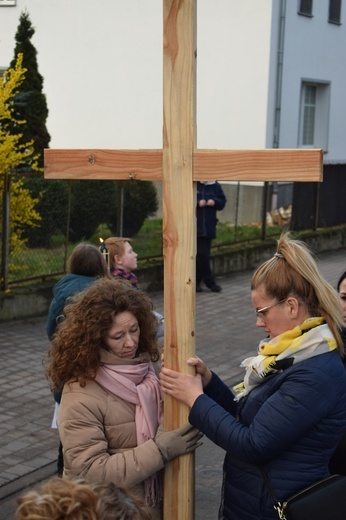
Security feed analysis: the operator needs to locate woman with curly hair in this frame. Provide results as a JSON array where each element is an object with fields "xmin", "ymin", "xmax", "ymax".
[
  {"xmin": 46, "ymin": 242, "xmax": 111, "ymax": 475},
  {"xmin": 160, "ymin": 232, "xmax": 346, "ymax": 520},
  {"xmin": 45, "ymin": 277, "xmax": 202, "ymax": 520},
  {"xmin": 16, "ymin": 476, "xmax": 151, "ymax": 520}
]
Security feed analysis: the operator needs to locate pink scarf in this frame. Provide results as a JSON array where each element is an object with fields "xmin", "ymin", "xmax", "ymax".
[{"xmin": 95, "ymin": 360, "xmax": 163, "ymax": 506}]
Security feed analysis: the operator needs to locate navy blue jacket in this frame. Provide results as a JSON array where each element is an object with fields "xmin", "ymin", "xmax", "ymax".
[
  {"xmin": 197, "ymin": 181, "xmax": 226, "ymax": 239},
  {"xmin": 189, "ymin": 351, "xmax": 346, "ymax": 520},
  {"xmin": 46, "ymin": 273, "xmax": 97, "ymax": 340}
]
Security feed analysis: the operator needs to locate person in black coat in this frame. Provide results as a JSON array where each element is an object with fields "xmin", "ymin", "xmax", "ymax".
[
  {"xmin": 329, "ymin": 269, "xmax": 346, "ymax": 475},
  {"xmin": 196, "ymin": 181, "xmax": 226, "ymax": 293}
]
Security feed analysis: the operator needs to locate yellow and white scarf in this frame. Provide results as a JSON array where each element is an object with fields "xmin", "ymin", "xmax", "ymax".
[{"xmin": 233, "ymin": 317, "xmax": 337, "ymax": 401}]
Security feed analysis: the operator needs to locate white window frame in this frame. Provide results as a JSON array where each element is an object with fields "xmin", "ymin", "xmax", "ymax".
[{"xmin": 298, "ymin": 81, "xmax": 330, "ymax": 152}]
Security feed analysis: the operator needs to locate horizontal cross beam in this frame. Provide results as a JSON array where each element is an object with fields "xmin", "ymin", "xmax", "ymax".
[{"xmin": 44, "ymin": 148, "xmax": 323, "ymax": 182}]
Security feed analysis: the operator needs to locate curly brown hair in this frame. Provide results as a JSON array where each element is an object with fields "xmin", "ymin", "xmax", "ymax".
[
  {"xmin": 45, "ymin": 277, "xmax": 160, "ymax": 391},
  {"xmin": 16, "ymin": 476, "xmax": 151, "ymax": 520}
]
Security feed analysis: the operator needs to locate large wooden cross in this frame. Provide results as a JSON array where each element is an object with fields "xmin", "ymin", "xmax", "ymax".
[{"xmin": 44, "ymin": 2, "xmax": 322, "ymax": 518}]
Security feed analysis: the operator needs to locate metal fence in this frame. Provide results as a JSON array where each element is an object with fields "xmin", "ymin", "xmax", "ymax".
[{"xmin": 2, "ymin": 164, "xmax": 346, "ymax": 291}]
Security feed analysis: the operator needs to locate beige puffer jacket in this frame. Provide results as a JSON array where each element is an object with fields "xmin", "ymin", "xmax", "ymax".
[{"xmin": 57, "ymin": 356, "xmax": 164, "ymax": 518}]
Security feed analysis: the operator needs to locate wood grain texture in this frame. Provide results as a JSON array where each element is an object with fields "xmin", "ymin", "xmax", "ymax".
[
  {"xmin": 44, "ymin": 147, "xmax": 322, "ymax": 182},
  {"xmin": 44, "ymin": 149, "xmax": 162, "ymax": 180},
  {"xmin": 193, "ymin": 148, "xmax": 323, "ymax": 182},
  {"xmin": 162, "ymin": 0, "xmax": 196, "ymax": 518}
]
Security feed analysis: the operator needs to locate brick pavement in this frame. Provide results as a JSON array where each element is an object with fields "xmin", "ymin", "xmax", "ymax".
[{"xmin": 0, "ymin": 247, "xmax": 345, "ymax": 519}]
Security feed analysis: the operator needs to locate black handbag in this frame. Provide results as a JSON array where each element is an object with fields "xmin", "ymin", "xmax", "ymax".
[{"xmin": 260, "ymin": 467, "xmax": 346, "ymax": 520}]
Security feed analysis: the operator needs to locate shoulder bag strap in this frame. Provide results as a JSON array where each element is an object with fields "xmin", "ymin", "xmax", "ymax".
[{"xmin": 260, "ymin": 466, "xmax": 286, "ymax": 519}]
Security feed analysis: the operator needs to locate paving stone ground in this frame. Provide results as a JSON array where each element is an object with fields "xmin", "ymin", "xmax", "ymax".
[{"xmin": 1, "ymin": 247, "xmax": 345, "ymax": 519}]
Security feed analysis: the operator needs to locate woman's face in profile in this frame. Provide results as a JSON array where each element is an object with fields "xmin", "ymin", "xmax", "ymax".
[
  {"xmin": 339, "ymin": 278, "xmax": 346, "ymax": 326},
  {"xmin": 252, "ymin": 286, "xmax": 292, "ymax": 340},
  {"xmin": 115, "ymin": 241, "xmax": 138, "ymax": 273},
  {"xmin": 104, "ymin": 311, "xmax": 140, "ymax": 358}
]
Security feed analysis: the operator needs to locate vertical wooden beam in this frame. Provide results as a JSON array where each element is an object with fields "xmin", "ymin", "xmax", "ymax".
[{"xmin": 162, "ymin": 1, "xmax": 197, "ymax": 518}]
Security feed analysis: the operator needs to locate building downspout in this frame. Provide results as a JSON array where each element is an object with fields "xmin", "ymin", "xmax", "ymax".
[{"xmin": 271, "ymin": 0, "xmax": 286, "ymax": 210}]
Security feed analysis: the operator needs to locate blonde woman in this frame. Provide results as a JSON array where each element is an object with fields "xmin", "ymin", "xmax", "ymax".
[{"xmin": 160, "ymin": 233, "xmax": 346, "ymax": 520}]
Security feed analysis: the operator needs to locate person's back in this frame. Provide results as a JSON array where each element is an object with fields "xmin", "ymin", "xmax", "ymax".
[
  {"xmin": 47, "ymin": 273, "xmax": 97, "ymax": 339},
  {"xmin": 47, "ymin": 243, "xmax": 109, "ymax": 340}
]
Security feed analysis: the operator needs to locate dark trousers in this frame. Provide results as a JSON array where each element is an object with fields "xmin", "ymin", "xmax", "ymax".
[
  {"xmin": 57, "ymin": 441, "xmax": 64, "ymax": 476},
  {"xmin": 196, "ymin": 236, "xmax": 215, "ymax": 287}
]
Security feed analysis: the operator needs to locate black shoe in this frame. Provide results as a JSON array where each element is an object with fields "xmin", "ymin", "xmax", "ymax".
[
  {"xmin": 196, "ymin": 284, "xmax": 203, "ymax": 293},
  {"xmin": 208, "ymin": 283, "xmax": 222, "ymax": 293}
]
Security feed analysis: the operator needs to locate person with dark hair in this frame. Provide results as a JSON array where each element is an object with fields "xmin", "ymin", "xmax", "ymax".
[
  {"xmin": 46, "ymin": 242, "xmax": 110, "ymax": 340},
  {"xmin": 329, "ymin": 270, "xmax": 346, "ymax": 475},
  {"xmin": 336, "ymin": 270, "xmax": 346, "ymax": 345},
  {"xmin": 196, "ymin": 181, "xmax": 226, "ymax": 293},
  {"xmin": 45, "ymin": 277, "xmax": 202, "ymax": 520},
  {"xmin": 16, "ymin": 476, "xmax": 151, "ymax": 520},
  {"xmin": 160, "ymin": 232, "xmax": 346, "ymax": 519}
]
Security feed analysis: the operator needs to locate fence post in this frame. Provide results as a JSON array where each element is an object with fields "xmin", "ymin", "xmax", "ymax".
[
  {"xmin": 117, "ymin": 184, "xmax": 124, "ymax": 237},
  {"xmin": 63, "ymin": 181, "xmax": 73, "ymax": 271},
  {"xmin": 261, "ymin": 182, "xmax": 269, "ymax": 241},
  {"xmin": 313, "ymin": 182, "xmax": 320, "ymax": 231},
  {"xmin": 1, "ymin": 171, "xmax": 11, "ymax": 291}
]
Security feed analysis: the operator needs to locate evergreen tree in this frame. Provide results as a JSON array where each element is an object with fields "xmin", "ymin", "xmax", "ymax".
[
  {"xmin": 10, "ymin": 10, "xmax": 68, "ymax": 247},
  {"xmin": 10, "ymin": 9, "xmax": 50, "ymax": 164},
  {"xmin": 68, "ymin": 180, "xmax": 158, "ymax": 242},
  {"xmin": 121, "ymin": 180, "xmax": 159, "ymax": 237}
]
